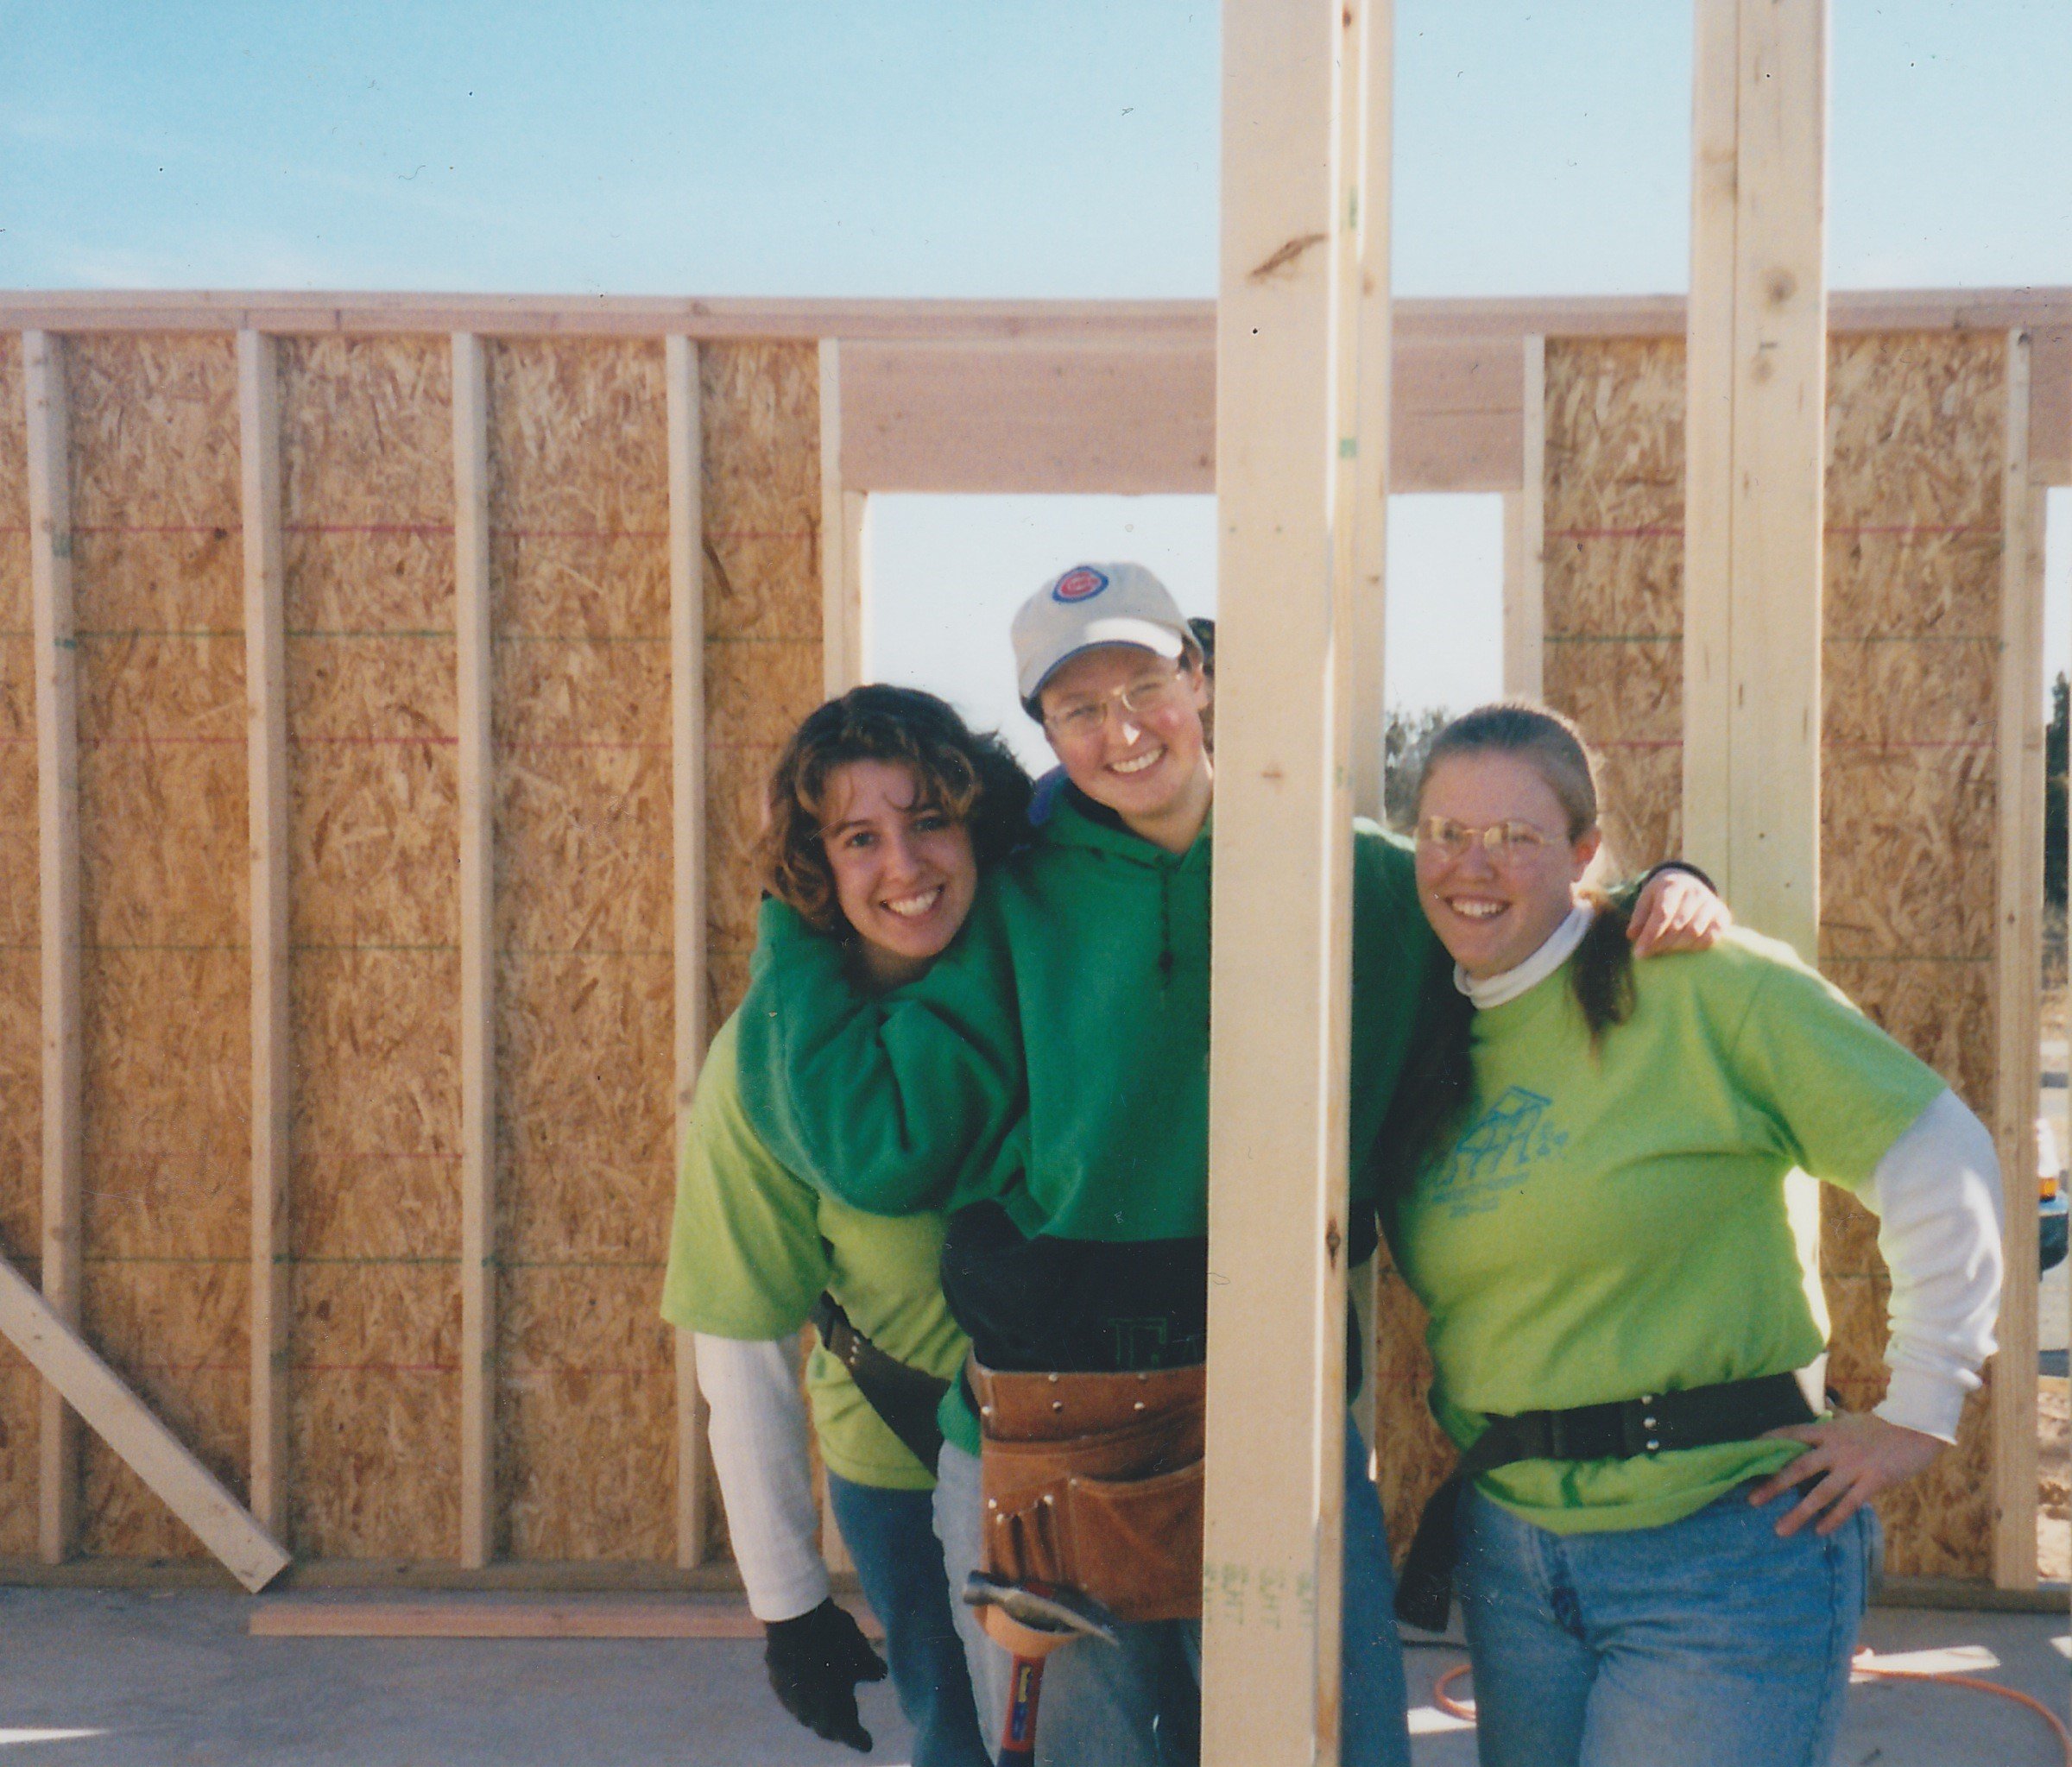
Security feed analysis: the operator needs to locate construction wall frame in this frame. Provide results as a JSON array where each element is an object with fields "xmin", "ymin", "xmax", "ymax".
[{"xmin": 0, "ymin": 287, "xmax": 2063, "ymax": 1593}]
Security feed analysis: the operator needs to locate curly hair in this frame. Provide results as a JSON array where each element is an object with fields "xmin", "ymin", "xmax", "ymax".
[{"xmin": 757, "ymin": 684, "xmax": 1034, "ymax": 934}]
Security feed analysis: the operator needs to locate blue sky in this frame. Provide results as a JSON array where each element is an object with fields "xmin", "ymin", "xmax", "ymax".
[{"xmin": 3, "ymin": 1, "xmax": 2068, "ymax": 755}]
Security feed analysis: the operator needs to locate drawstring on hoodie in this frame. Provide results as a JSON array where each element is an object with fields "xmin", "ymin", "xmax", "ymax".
[{"xmin": 1159, "ymin": 872, "xmax": 1176, "ymax": 985}]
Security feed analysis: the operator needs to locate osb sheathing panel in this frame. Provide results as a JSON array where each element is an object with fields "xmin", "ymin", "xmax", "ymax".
[
  {"xmin": 0, "ymin": 333, "xmax": 823, "ymax": 1572},
  {"xmin": 1816, "ymin": 331, "xmax": 2006, "ymax": 1577},
  {"xmin": 703, "ymin": 343, "xmax": 824, "ymax": 1026},
  {"xmin": 66, "ymin": 335, "xmax": 250, "ymax": 1557},
  {"xmin": 1522, "ymin": 331, "xmax": 2012, "ymax": 1580},
  {"xmin": 484, "ymin": 338, "xmax": 676, "ymax": 1561},
  {"xmin": 1369, "ymin": 1263, "xmax": 1458, "ymax": 1563},
  {"xmin": 280, "ymin": 336, "xmax": 461, "ymax": 1560},
  {"xmin": 0, "ymin": 334, "xmax": 37, "ymax": 1556},
  {"xmin": 1542, "ymin": 338, "xmax": 1686, "ymax": 874}
]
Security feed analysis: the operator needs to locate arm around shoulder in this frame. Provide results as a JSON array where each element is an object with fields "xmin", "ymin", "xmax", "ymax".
[{"xmin": 732, "ymin": 894, "xmax": 1025, "ymax": 1215}]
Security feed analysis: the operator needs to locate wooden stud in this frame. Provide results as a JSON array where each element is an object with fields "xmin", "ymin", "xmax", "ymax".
[
  {"xmin": 1992, "ymin": 332, "xmax": 2044, "ymax": 1590},
  {"xmin": 452, "ymin": 332, "xmax": 496, "ymax": 1569},
  {"xmin": 0, "ymin": 1252, "xmax": 290, "ymax": 1593},
  {"xmin": 665, "ymin": 334, "xmax": 711, "ymax": 1572},
  {"xmin": 1204, "ymin": 0, "xmax": 1375, "ymax": 1755},
  {"xmin": 22, "ymin": 330, "xmax": 80, "ymax": 1567},
  {"xmin": 1339, "ymin": 0, "xmax": 1393, "ymax": 1462},
  {"xmin": 238, "ymin": 331, "xmax": 293, "ymax": 1539},
  {"xmin": 818, "ymin": 340, "xmax": 865, "ymax": 697},
  {"xmin": 843, "ymin": 489, "xmax": 869, "ymax": 688},
  {"xmin": 1346, "ymin": 0, "xmax": 1393, "ymax": 826},
  {"xmin": 1683, "ymin": 0, "xmax": 1829, "ymax": 962},
  {"xmin": 1500, "ymin": 337, "xmax": 1546, "ymax": 699}
]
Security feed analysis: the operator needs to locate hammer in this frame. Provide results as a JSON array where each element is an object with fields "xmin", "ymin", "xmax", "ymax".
[{"xmin": 963, "ymin": 1571, "xmax": 1120, "ymax": 1764}]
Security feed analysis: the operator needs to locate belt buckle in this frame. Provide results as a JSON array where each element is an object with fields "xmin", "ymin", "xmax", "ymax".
[{"xmin": 1622, "ymin": 1395, "xmax": 1664, "ymax": 1458}]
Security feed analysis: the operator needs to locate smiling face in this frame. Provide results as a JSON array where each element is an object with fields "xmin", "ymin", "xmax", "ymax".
[
  {"xmin": 818, "ymin": 758, "xmax": 979, "ymax": 985},
  {"xmin": 1414, "ymin": 748, "xmax": 1601, "ymax": 980},
  {"xmin": 1038, "ymin": 643, "xmax": 1213, "ymax": 852}
]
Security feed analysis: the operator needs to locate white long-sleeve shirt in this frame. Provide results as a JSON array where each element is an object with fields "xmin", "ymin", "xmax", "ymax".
[
  {"xmin": 693, "ymin": 1331, "xmax": 829, "ymax": 1624},
  {"xmin": 1865, "ymin": 1089, "xmax": 2004, "ymax": 1441}
]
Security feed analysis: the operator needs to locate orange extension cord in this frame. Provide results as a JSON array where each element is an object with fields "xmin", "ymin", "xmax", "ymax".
[{"xmin": 1430, "ymin": 1655, "xmax": 2072, "ymax": 1766}]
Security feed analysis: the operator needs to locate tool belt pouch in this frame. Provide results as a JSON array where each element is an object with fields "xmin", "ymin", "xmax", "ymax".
[{"xmin": 971, "ymin": 1360, "xmax": 1205, "ymax": 1624}]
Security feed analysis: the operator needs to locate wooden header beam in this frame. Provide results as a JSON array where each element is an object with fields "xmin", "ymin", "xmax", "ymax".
[
  {"xmin": 2, "ymin": 285, "xmax": 2069, "ymax": 340},
  {"xmin": 0, "ymin": 292, "xmax": 2063, "ymax": 493}
]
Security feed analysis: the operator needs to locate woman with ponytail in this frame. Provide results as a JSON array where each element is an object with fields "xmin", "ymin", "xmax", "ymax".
[{"xmin": 1384, "ymin": 702, "xmax": 2005, "ymax": 1767}]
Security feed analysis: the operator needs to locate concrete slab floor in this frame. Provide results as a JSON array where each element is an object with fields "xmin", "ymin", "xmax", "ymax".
[
  {"xmin": 1403, "ymin": 1606, "xmax": 2070, "ymax": 1766},
  {"xmin": 0, "ymin": 1590, "xmax": 2063, "ymax": 1764},
  {"xmin": 0, "ymin": 1589, "xmax": 914, "ymax": 1767}
]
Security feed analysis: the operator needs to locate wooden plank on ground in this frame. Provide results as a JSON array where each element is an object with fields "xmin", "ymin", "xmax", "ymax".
[
  {"xmin": 452, "ymin": 331, "xmax": 496, "ymax": 1569},
  {"xmin": 0, "ymin": 1252, "xmax": 289, "ymax": 1592},
  {"xmin": 248, "ymin": 1595, "xmax": 882, "ymax": 1640},
  {"xmin": 238, "ymin": 329, "xmax": 292, "ymax": 1538},
  {"xmin": 1501, "ymin": 336, "xmax": 1545, "ymax": 698},
  {"xmin": 1204, "ymin": 0, "xmax": 1379, "ymax": 1757},
  {"xmin": 665, "ymin": 334, "xmax": 711, "ymax": 1572},
  {"xmin": 1992, "ymin": 333, "xmax": 2043, "ymax": 1590},
  {"xmin": 22, "ymin": 329, "xmax": 80, "ymax": 1567}
]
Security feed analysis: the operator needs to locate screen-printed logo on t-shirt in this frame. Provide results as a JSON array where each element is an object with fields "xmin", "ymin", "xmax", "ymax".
[{"xmin": 1430, "ymin": 1085, "xmax": 1566, "ymax": 1217}]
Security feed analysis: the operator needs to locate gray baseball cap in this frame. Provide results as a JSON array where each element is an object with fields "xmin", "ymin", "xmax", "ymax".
[{"xmin": 1011, "ymin": 562, "xmax": 1192, "ymax": 705}]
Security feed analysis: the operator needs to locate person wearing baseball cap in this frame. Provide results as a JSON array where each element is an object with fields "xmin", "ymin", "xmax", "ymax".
[{"xmin": 731, "ymin": 562, "xmax": 1727, "ymax": 1765}]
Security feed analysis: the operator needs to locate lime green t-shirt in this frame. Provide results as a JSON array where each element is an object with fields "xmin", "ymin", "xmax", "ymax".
[
  {"xmin": 659, "ymin": 1016, "xmax": 970, "ymax": 1491},
  {"xmin": 1391, "ymin": 926, "xmax": 1945, "ymax": 1537}
]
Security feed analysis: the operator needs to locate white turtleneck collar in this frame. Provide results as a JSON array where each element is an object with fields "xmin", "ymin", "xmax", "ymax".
[{"xmin": 1455, "ymin": 900, "xmax": 1595, "ymax": 1010}]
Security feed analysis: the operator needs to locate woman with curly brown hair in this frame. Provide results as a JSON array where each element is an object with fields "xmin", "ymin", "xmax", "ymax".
[{"xmin": 661, "ymin": 684, "xmax": 1030, "ymax": 1767}]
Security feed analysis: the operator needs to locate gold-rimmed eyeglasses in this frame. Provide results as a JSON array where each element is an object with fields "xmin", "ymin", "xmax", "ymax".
[
  {"xmin": 1041, "ymin": 670, "xmax": 1190, "ymax": 742},
  {"xmin": 1414, "ymin": 816, "xmax": 1558, "ymax": 864}
]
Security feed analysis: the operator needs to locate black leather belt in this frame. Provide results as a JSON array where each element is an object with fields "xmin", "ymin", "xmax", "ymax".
[
  {"xmin": 1394, "ymin": 1370, "xmax": 1819, "ymax": 1631},
  {"xmin": 809, "ymin": 1292, "xmax": 950, "ymax": 1474}
]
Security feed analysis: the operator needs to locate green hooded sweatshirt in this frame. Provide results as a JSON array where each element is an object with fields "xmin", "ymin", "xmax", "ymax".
[{"xmin": 735, "ymin": 787, "xmax": 1437, "ymax": 1258}]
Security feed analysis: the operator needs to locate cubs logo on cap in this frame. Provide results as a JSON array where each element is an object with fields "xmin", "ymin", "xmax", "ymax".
[
  {"xmin": 1051, "ymin": 565, "xmax": 1109, "ymax": 603},
  {"xmin": 1012, "ymin": 561, "xmax": 1192, "ymax": 704}
]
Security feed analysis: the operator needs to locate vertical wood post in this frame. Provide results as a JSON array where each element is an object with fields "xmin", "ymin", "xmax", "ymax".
[
  {"xmin": 238, "ymin": 330, "xmax": 292, "ymax": 1539},
  {"xmin": 1992, "ymin": 331, "xmax": 2043, "ymax": 1589},
  {"xmin": 665, "ymin": 334, "xmax": 711, "ymax": 1571},
  {"xmin": 1346, "ymin": 4, "xmax": 1393, "ymax": 826},
  {"xmin": 452, "ymin": 331, "xmax": 496, "ymax": 1569},
  {"xmin": 23, "ymin": 330, "xmax": 80, "ymax": 1565},
  {"xmin": 1500, "ymin": 336, "xmax": 1546, "ymax": 699},
  {"xmin": 1204, "ymin": 1, "xmax": 1382, "ymax": 1756},
  {"xmin": 1340, "ymin": 0, "xmax": 1393, "ymax": 1463},
  {"xmin": 818, "ymin": 341, "xmax": 866, "ymax": 697},
  {"xmin": 1683, "ymin": 0, "xmax": 1829, "ymax": 962}
]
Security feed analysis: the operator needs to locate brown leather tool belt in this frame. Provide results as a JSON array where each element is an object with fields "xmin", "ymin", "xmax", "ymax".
[{"xmin": 970, "ymin": 1357, "xmax": 1205, "ymax": 1625}]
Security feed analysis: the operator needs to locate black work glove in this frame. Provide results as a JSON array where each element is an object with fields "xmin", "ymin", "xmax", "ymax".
[{"xmin": 763, "ymin": 1597, "xmax": 888, "ymax": 1753}]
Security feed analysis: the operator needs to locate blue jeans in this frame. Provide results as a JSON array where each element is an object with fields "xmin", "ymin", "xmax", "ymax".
[
  {"xmin": 935, "ymin": 1419, "xmax": 1411, "ymax": 1767},
  {"xmin": 826, "ymin": 1471, "xmax": 992, "ymax": 1767},
  {"xmin": 1456, "ymin": 1481, "xmax": 1879, "ymax": 1767}
]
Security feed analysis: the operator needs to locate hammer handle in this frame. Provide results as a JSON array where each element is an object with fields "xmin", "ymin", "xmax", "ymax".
[{"xmin": 997, "ymin": 1653, "xmax": 1045, "ymax": 1762}]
